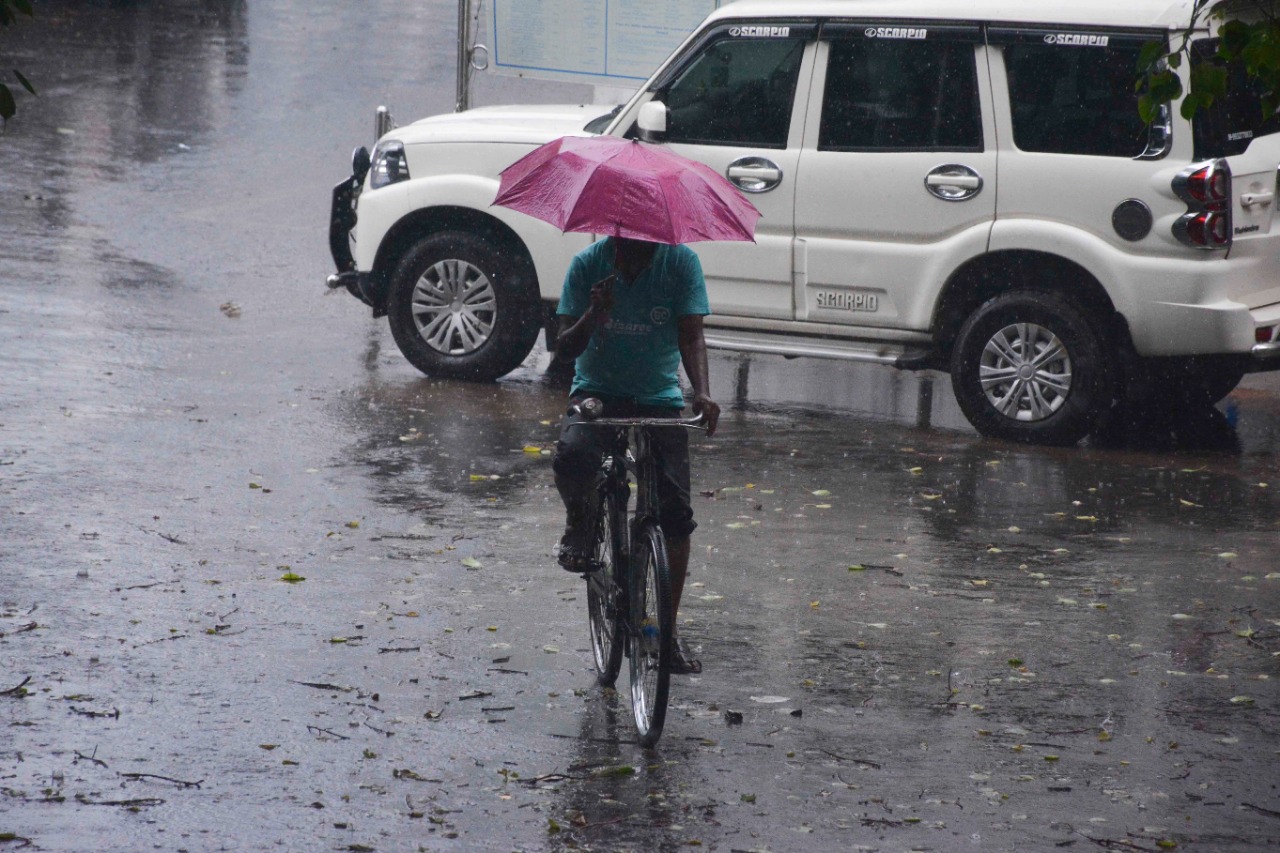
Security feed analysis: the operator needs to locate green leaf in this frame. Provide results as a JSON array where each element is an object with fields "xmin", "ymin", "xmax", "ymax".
[
  {"xmin": 0, "ymin": 84, "xmax": 13, "ymax": 120},
  {"xmin": 1180, "ymin": 92, "xmax": 1202, "ymax": 121},
  {"xmin": 1138, "ymin": 94, "xmax": 1159, "ymax": 125},
  {"xmin": 592, "ymin": 765, "xmax": 636, "ymax": 778},
  {"xmin": 1148, "ymin": 70, "xmax": 1183, "ymax": 103},
  {"xmin": 1219, "ymin": 20, "xmax": 1250, "ymax": 58},
  {"xmin": 13, "ymin": 68, "xmax": 34, "ymax": 96},
  {"xmin": 1190, "ymin": 62, "xmax": 1228, "ymax": 102},
  {"xmin": 1137, "ymin": 40, "xmax": 1166, "ymax": 72}
]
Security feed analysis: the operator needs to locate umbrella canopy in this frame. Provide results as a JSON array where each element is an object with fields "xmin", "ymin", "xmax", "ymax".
[{"xmin": 492, "ymin": 135, "xmax": 760, "ymax": 244}]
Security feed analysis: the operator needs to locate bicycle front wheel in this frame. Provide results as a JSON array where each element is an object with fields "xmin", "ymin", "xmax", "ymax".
[
  {"xmin": 628, "ymin": 522, "xmax": 673, "ymax": 748},
  {"xmin": 586, "ymin": 483, "xmax": 625, "ymax": 686}
]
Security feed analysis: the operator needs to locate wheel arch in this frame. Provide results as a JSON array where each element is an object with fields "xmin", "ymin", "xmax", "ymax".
[
  {"xmin": 369, "ymin": 206, "xmax": 540, "ymax": 316},
  {"xmin": 930, "ymin": 250, "xmax": 1133, "ymax": 365}
]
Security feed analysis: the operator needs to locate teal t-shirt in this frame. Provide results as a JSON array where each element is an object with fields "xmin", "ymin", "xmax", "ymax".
[{"xmin": 557, "ymin": 239, "xmax": 710, "ymax": 408}]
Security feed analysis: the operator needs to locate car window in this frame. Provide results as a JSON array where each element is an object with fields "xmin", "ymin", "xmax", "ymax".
[
  {"xmin": 661, "ymin": 33, "xmax": 806, "ymax": 149},
  {"xmin": 1191, "ymin": 38, "xmax": 1280, "ymax": 158},
  {"xmin": 820, "ymin": 35, "xmax": 982, "ymax": 152},
  {"xmin": 1002, "ymin": 42, "xmax": 1150, "ymax": 157}
]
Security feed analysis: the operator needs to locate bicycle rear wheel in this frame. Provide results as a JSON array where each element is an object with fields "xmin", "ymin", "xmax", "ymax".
[
  {"xmin": 586, "ymin": 483, "xmax": 625, "ymax": 686},
  {"xmin": 628, "ymin": 522, "xmax": 673, "ymax": 748}
]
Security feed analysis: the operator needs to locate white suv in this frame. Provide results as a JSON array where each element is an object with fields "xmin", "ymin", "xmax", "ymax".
[{"xmin": 327, "ymin": 0, "xmax": 1280, "ymax": 444}]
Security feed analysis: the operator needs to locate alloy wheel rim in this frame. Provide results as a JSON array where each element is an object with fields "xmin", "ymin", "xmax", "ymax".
[
  {"xmin": 979, "ymin": 322, "xmax": 1073, "ymax": 422},
  {"xmin": 411, "ymin": 259, "xmax": 496, "ymax": 355}
]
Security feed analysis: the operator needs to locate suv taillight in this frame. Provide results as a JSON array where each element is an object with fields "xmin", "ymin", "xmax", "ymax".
[{"xmin": 1173, "ymin": 160, "xmax": 1232, "ymax": 250}]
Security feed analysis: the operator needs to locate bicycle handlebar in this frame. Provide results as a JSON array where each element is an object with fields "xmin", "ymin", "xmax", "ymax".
[{"xmin": 568, "ymin": 398, "xmax": 707, "ymax": 431}]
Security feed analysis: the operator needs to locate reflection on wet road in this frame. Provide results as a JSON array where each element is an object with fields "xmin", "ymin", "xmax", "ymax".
[{"xmin": 1, "ymin": 3, "xmax": 1278, "ymax": 851}]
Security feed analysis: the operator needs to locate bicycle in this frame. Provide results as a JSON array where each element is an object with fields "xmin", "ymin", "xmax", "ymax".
[{"xmin": 567, "ymin": 397, "xmax": 706, "ymax": 747}]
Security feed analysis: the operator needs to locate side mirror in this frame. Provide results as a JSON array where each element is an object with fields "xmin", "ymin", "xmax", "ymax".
[{"xmin": 637, "ymin": 100, "xmax": 668, "ymax": 142}]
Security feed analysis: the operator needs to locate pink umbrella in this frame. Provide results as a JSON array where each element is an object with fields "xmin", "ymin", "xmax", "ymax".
[{"xmin": 492, "ymin": 135, "xmax": 760, "ymax": 244}]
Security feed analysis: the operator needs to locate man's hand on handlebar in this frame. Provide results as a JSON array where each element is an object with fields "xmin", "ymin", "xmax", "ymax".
[{"xmin": 692, "ymin": 392, "xmax": 720, "ymax": 438}]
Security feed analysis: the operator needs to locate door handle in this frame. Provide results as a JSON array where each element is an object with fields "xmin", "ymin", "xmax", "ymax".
[
  {"xmin": 1241, "ymin": 191, "xmax": 1274, "ymax": 208},
  {"xmin": 924, "ymin": 164, "xmax": 984, "ymax": 201},
  {"xmin": 727, "ymin": 156, "xmax": 783, "ymax": 193}
]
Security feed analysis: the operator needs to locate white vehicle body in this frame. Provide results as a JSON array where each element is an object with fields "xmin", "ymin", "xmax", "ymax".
[{"xmin": 329, "ymin": 0, "xmax": 1280, "ymax": 444}]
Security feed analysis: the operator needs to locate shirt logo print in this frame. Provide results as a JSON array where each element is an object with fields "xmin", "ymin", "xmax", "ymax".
[{"xmin": 650, "ymin": 306, "xmax": 671, "ymax": 325}]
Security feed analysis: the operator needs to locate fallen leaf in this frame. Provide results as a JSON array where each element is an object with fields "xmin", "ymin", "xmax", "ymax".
[
  {"xmin": 279, "ymin": 572, "xmax": 305, "ymax": 584},
  {"xmin": 593, "ymin": 765, "xmax": 636, "ymax": 778},
  {"xmin": 461, "ymin": 556, "xmax": 483, "ymax": 569}
]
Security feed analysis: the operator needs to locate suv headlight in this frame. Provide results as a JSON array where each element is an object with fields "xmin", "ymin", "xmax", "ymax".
[{"xmin": 369, "ymin": 140, "xmax": 410, "ymax": 189}]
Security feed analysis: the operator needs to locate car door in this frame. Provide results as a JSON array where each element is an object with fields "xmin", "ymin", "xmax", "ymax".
[
  {"xmin": 792, "ymin": 23, "xmax": 997, "ymax": 332},
  {"xmin": 645, "ymin": 22, "xmax": 818, "ymax": 320}
]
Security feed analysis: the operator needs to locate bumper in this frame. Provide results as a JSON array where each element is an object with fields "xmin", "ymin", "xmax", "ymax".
[
  {"xmin": 1250, "ymin": 301, "xmax": 1280, "ymax": 361},
  {"xmin": 327, "ymin": 174, "xmax": 377, "ymax": 309}
]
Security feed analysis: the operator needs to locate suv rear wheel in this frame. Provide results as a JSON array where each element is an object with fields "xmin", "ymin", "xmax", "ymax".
[
  {"xmin": 387, "ymin": 231, "xmax": 541, "ymax": 381},
  {"xmin": 950, "ymin": 290, "xmax": 1114, "ymax": 445}
]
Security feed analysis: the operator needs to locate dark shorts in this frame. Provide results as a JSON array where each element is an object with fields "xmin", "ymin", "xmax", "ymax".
[{"xmin": 552, "ymin": 395, "xmax": 697, "ymax": 540}]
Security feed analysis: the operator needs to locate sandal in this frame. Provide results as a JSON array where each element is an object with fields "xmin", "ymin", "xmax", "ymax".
[
  {"xmin": 670, "ymin": 637, "xmax": 702, "ymax": 675},
  {"xmin": 556, "ymin": 530, "xmax": 595, "ymax": 573}
]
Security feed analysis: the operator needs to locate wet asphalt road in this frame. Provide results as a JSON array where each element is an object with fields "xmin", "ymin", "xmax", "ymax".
[{"xmin": 2, "ymin": 4, "xmax": 1280, "ymax": 852}]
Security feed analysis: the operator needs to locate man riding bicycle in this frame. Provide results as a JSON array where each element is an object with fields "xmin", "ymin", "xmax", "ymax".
[{"xmin": 553, "ymin": 235, "xmax": 721, "ymax": 676}]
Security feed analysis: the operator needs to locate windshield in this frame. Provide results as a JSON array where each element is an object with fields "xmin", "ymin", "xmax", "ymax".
[{"xmin": 1192, "ymin": 38, "xmax": 1280, "ymax": 159}]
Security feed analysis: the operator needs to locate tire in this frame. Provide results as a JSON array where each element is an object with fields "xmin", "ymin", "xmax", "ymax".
[
  {"xmin": 587, "ymin": 482, "xmax": 625, "ymax": 687},
  {"xmin": 386, "ymin": 230, "xmax": 541, "ymax": 381},
  {"xmin": 628, "ymin": 523, "xmax": 673, "ymax": 748},
  {"xmin": 950, "ymin": 290, "xmax": 1114, "ymax": 445}
]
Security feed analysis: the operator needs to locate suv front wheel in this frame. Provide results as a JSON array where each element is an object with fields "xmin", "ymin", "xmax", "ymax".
[
  {"xmin": 950, "ymin": 290, "xmax": 1114, "ymax": 445},
  {"xmin": 386, "ymin": 231, "xmax": 541, "ymax": 381}
]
